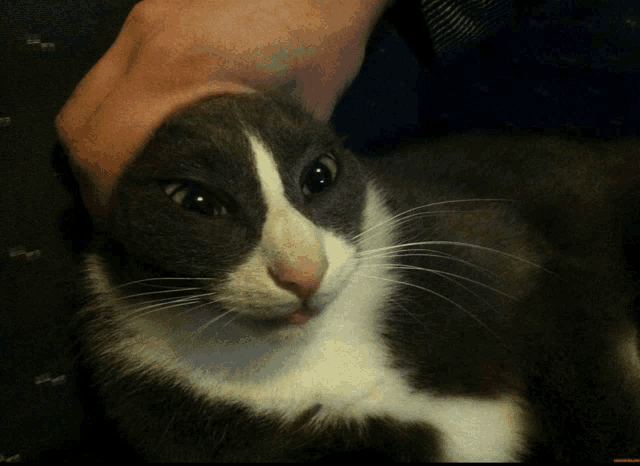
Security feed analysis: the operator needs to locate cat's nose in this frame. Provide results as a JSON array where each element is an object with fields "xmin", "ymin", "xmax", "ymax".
[{"xmin": 268, "ymin": 255, "xmax": 327, "ymax": 300}]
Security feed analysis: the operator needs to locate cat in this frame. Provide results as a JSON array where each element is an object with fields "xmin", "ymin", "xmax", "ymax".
[{"xmin": 72, "ymin": 93, "xmax": 640, "ymax": 461}]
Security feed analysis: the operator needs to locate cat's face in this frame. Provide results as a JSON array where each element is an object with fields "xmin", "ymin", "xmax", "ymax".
[{"xmin": 103, "ymin": 94, "xmax": 369, "ymax": 325}]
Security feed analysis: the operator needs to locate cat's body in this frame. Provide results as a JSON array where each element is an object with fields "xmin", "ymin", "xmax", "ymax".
[{"xmin": 75, "ymin": 94, "xmax": 640, "ymax": 461}]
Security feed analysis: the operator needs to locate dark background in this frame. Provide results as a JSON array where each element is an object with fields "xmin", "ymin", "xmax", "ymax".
[{"xmin": 2, "ymin": 0, "xmax": 639, "ymax": 461}]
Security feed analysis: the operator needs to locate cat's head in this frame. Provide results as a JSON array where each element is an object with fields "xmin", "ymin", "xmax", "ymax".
[{"xmin": 100, "ymin": 93, "xmax": 372, "ymax": 326}]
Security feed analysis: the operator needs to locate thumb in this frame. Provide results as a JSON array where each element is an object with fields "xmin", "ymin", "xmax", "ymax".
[{"xmin": 296, "ymin": 53, "xmax": 366, "ymax": 122}]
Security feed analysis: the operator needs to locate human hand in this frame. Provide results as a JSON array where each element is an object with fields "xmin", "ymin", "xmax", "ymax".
[{"xmin": 55, "ymin": 0, "xmax": 390, "ymax": 221}]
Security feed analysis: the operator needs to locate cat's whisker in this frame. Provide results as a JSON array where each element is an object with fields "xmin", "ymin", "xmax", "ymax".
[
  {"xmin": 217, "ymin": 311, "xmax": 241, "ymax": 335},
  {"xmin": 353, "ymin": 273, "xmax": 502, "ymax": 342},
  {"xmin": 428, "ymin": 273, "xmax": 504, "ymax": 316},
  {"xmin": 117, "ymin": 289, "xmax": 218, "ymax": 307},
  {"xmin": 124, "ymin": 290, "xmax": 237, "ymax": 320},
  {"xmin": 357, "ymin": 209, "xmax": 465, "ymax": 235},
  {"xmin": 131, "ymin": 283, "xmax": 196, "ymax": 289},
  {"xmin": 356, "ymin": 250, "xmax": 497, "ymax": 277},
  {"xmin": 356, "ymin": 209, "xmax": 496, "ymax": 245},
  {"xmin": 116, "ymin": 294, "xmax": 208, "ymax": 312},
  {"xmin": 101, "ymin": 277, "xmax": 216, "ymax": 301},
  {"xmin": 172, "ymin": 304, "xmax": 210, "ymax": 320},
  {"xmin": 188, "ymin": 310, "xmax": 236, "ymax": 342},
  {"xmin": 357, "ymin": 263, "xmax": 518, "ymax": 303},
  {"xmin": 352, "ymin": 198, "xmax": 513, "ymax": 241},
  {"xmin": 178, "ymin": 294, "xmax": 237, "ymax": 320},
  {"xmin": 119, "ymin": 297, "xmax": 208, "ymax": 322},
  {"xmin": 354, "ymin": 199, "xmax": 508, "ymax": 240},
  {"xmin": 388, "ymin": 297, "xmax": 423, "ymax": 325},
  {"xmin": 121, "ymin": 293, "xmax": 232, "ymax": 325},
  {"xmin": 120, "ymin": 302, "xmax": 205, "ymax": 324},
  {"xmin": 358, "ymin": 245, "xmax": 457, "ymax": 258},
  {"xmin": 109, "ymin": 277, "xmax": 210, "ymax": 290},
  {"xmin": 360, "ymin": 263, "xmax": 510, "ymax": 320},
  {"xmin": 360, "ymin": 241, "xmax": 554, "ymax": 275},
  {"xmin": 112, "ymin": 287, "xmax": 204, "ymax": 302}
]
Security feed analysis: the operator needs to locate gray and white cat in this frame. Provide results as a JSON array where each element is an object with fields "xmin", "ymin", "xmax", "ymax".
[{"xmin": 75, "ymin": 93, "xmax": 640, "ymax": 461}]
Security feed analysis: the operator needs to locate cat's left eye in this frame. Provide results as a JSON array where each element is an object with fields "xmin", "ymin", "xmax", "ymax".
[
  {"xmin": 302, "ymin": 154, "xmax": 338, "ymax": 196},
  {"xmin": 163, "ymin": 182, "xmax": 230, "ymax": 217}
]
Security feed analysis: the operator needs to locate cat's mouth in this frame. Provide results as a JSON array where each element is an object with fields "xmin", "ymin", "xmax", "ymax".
[
  {"xmin": 285, "ymin": 302, "xmax": 318, "ymax": 325},
  {"xmin": 245, "ymin": 301, "xmax": 320, "ymax": 329}
]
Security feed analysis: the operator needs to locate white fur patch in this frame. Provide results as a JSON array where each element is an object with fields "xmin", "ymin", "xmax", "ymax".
[{"xmin": 83, "ymin": 132, "xmax": 529, "ymax": 461}]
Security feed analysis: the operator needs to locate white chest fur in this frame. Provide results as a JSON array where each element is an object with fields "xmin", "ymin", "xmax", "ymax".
[{"xmin": 83, "ymin": 133, "xmax": 529, "ymax": 461}]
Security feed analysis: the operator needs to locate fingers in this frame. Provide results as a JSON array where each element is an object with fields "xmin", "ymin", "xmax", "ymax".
[
  {"xmin": 54, "ymin": 0, "xmax": 387, "ymax": 220},
  {"xmin": 62, "ymin": 79, "xmax": 257, "ymax": 221},
  {"xmin": 297, "ymin": 50, "xmax": 366, "ymax": 122}
]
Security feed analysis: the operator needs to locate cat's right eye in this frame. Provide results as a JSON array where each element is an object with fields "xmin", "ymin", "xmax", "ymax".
[{"xmin": 163, "ymin": 182, "xmax": 229, "ymax": 217}]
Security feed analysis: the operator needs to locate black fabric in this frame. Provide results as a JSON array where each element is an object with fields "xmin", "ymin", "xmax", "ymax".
[
  {"xmin": 420, "ymin": 0, "xmax": 513, "ymax": 63},
  {"xmin": 1, "ymin": 0, "xmax": 639, "ymax": 461}
]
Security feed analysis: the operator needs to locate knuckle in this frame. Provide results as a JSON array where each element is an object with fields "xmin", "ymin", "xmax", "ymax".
[{"xmin": 127, "ymin": 1, "xmax": 162, "ymax": 28}]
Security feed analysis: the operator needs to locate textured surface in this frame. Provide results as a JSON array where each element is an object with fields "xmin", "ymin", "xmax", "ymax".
[{"xmin": 1, "ymin": 0, "xmax": 639, "ymax": 461}]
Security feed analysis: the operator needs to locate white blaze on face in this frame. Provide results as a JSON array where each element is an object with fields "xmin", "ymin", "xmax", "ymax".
[{"xmin": 249, "ymin": 134, "xmax": 328, "ymax": 290}]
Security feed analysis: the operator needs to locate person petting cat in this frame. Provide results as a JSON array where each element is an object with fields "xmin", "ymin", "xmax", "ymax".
[
  {"xmin": 57, "ymin": 1, "xmax": 640, "ymax": 461},
  {"xmin": 55, "ymin": 0, "xmax": 515, "ymax": 224},
  {"xmin": 55, "ymin": 0, "xmax": 391, "ymax": 223}
]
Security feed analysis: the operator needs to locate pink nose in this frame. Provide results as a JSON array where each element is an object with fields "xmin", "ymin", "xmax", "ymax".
[{"xmin": 268, "ymin": 257, "xmax": 326, "ymax": 300}]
